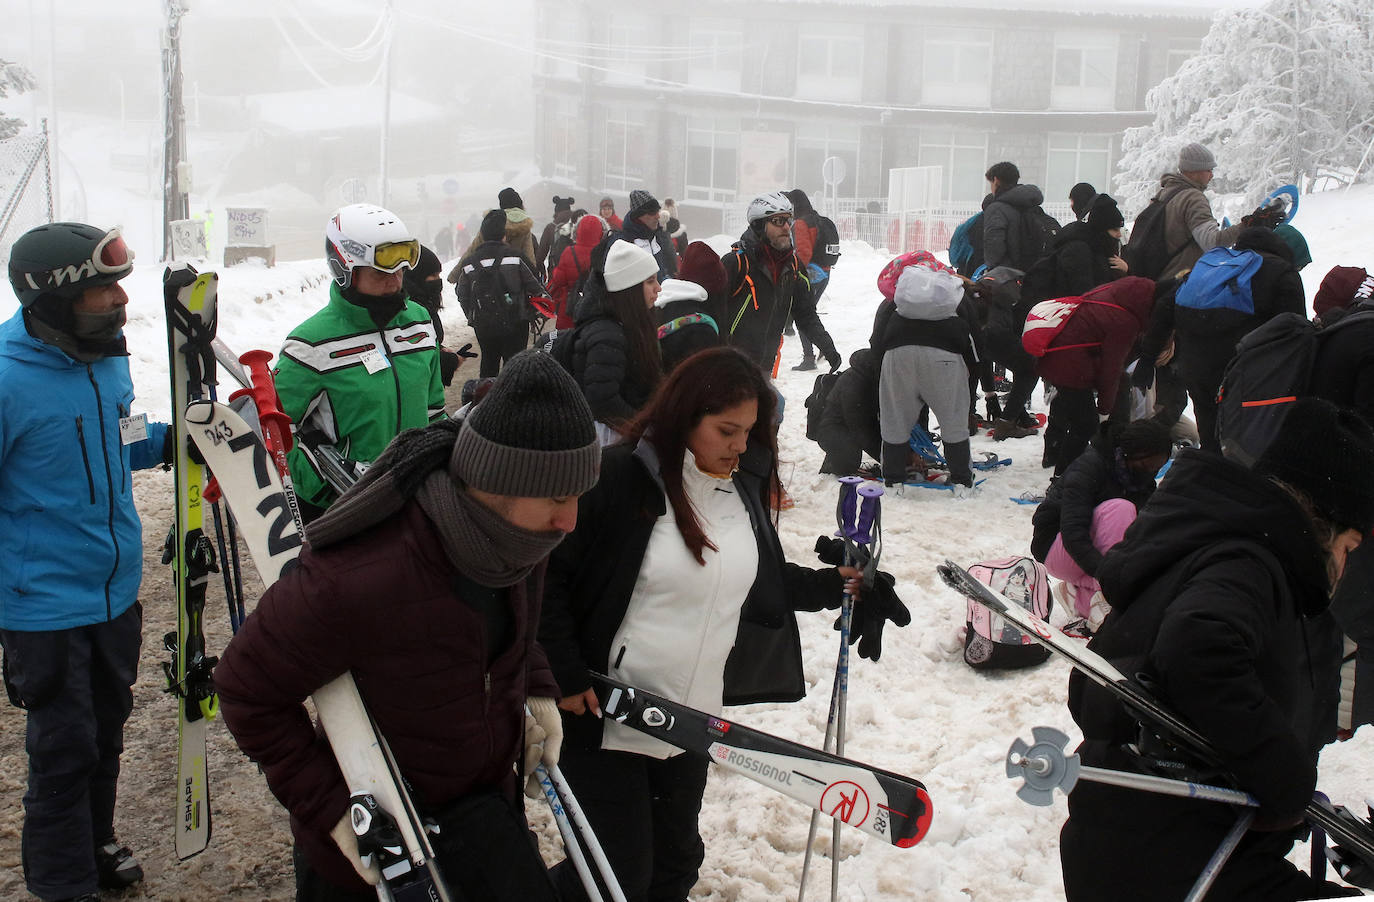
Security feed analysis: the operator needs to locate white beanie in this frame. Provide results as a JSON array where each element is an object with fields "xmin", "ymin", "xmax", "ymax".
[{"xmin": 603, "ymin": 239, "xmax": 658, "ymax": 292}]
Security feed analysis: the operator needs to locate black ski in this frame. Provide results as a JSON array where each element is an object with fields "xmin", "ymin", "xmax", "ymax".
[
  {"xmin": 589, "ymin": 673, "xmax": 933, "ymax": 848},
  {"xmin": 937, "ymin": 559, "xmax": 1374, "ymax": 877}
]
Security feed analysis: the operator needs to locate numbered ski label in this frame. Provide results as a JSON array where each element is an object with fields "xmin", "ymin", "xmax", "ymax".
[
  {"xmin": 937, "ymin": 559, "xmax": 1374, "ymax": 874},
  {"xmin": 185, "ymin": 400, "xmax": 302, "ymax": 584},
  {"xmin": 590, "ymin": 673, "xmax": 933, "ymax": 848}
]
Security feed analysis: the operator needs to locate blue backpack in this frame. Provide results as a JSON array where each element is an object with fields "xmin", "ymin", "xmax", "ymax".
[
  {"xmin": 1175, "ymin": 247, "xmax": 1264, "ymax": 314},
  {"xmin": 949, "ymin": 212, "xmax": 983, "ymax": 275}
]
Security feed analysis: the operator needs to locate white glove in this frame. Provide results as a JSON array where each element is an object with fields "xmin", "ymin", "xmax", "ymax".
[
  {"xmin": 329, "ymin": 812, "xmax": 381, "ymax": 886},
  {"xmin": 523, "ymin": 696, "xmax": 563, "ymax": 799}
]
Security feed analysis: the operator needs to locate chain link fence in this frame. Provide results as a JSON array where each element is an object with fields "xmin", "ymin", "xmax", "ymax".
[{"xmin": 0, "ymin": 126, "xmax": 53, "ymax": 267}]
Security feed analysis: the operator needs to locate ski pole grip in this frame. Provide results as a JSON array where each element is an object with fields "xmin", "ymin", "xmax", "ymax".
[
  {"xmin": 835, "ymin": 475, "xmax": 863, "ymax": 538},
  {"xmin": 234, "ymin": 350, "xmax": 294, "ymax": 456},
  {"xmin": 854, "ymin": 484, "xmax": 883, "ymax": 545}
]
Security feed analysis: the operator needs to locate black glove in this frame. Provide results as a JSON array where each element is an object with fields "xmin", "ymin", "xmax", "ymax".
[
  {"xmin": 1328, "ymin": 842, "xmax": 1374, "ymax": 890},
  {"xmin": 456, "ymin": 342, "xmax": 478, "ymax": 360},
  {"xmin": 1240, "ymin": 203, "xmax": 1284, "ymax": 230},
  {"xmin": 824, "ymin": 349, "xmax": 842, "ymax": 373},
  {"xmin": 845, "ymin": 571, "xmax": 911, "ymax": 662},
  {"xmin": 1131, "ymin": 359, "xmax": 1155, "ymax": 391}
]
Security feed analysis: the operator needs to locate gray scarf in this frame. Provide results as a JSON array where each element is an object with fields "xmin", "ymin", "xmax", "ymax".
[{"xmin": 307, "ymin": 421, "xmax": 564, "ymax": 587}]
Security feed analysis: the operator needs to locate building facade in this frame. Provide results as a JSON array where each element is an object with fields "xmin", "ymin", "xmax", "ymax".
[{"xmin": 533, "ymin": 0, "xmax": 1216, "ymax": 240}]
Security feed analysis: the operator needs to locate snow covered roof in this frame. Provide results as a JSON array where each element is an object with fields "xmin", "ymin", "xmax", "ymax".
[{"xmin": 759, "ymin": 0, "xmax": 1265, "ymax": 17}]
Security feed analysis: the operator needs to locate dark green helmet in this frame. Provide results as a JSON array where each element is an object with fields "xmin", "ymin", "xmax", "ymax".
[{"xmin": 7, "ymin": 222, "xmax": 134, "ymax": 307}]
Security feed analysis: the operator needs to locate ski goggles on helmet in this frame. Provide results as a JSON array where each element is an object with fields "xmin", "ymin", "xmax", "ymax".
[
  {"xmin": 91, "ymin": 228, "xmax": 134, "ymax": 275},
  {"xmin": 370, "ymin": 239, "xmax": 421, "ymax": 273}
]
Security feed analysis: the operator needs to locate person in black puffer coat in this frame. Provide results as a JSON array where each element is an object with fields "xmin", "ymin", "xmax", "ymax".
[
  {"xmin": 813, "ymin": 348, "xmax": 882, "ymax": 475},
  {"xmin": 453, "ymin": 210, "xmax": 545, "ymax": 377},
  {"xmin": 619, "ymin": 189, "xmax": 678, "ymax": 282},
  {"xmin": 570, "ymin": 238, "xmax": 663, "ymax": 444},
  {"xmin": 1138, "ymin": 225, "xmax": 1305, "ymax": 451},
  {"xmin": 1023, "ymin": 193, "xmax": 1128, "ymax": 304},
  {"xmin": 1060, "ymin": 398, "xmax": 1374, "ymax": 902},
  {"xmin": 1030, "ymin": 419, "xmax": 1172, "ymax": 632},
  {"xmin": 654, "ymin": 241, "xmax": 726, "ymax": 373}
]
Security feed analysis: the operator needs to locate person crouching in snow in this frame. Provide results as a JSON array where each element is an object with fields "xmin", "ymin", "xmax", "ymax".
[
  {"xmin": 1060, "ymin": 397, "xmax": 1374, "ymax": 902},
  {"xmin": 654, "ymin": 240, "xmax": 726, "ymax": 373},
  {"xmin": 1030, "ymin": 419, "xmax": 1172, "ymax": 637},
  {"xmin": 539, "ymin": 346, "xmax": 910, "ymax": 902},
  {"xmin": 871, "ymin": 262, "xmax": 982, "ymax": 490}
]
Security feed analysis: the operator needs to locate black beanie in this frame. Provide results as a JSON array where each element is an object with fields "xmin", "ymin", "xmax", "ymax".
[
  {"xmin": 452, "ymin": 350, "xmax": 600, "ymax": 498},
  {"xmin": 410, "ymin": 245, "xmax": 442, "ymax": 280},
  {"xmin": 480, "ymin": 209, "xmax": 507, "ymax": 241},
  {"xmin": 498, "ymin": 187, "xmax": 524, "ymax": 211},
  {"xmin": 1086, "ymin": 194, "xmax": 1125, "ymax": 231},
  {"xmin": 1255, "ymin": 397, "xmax": 1374, "ymax": 534}
]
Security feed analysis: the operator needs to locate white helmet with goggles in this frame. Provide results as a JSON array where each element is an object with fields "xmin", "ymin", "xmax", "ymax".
[
  {"xmin": 324, "ymin": 204, "xmax": 419, "ymax": 289},
  {"xmin": 746, "ymin": 192, "xmax": 794, "ymax": 227}
]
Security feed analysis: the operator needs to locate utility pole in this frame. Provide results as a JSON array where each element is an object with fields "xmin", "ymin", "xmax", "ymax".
[
  {"xmin": 162, "ymin": 0, "xmax": 190, "ymax": 261},
  {"xmin": 379, "ymin": 0, "xmax": 395, "ymax": 208}
]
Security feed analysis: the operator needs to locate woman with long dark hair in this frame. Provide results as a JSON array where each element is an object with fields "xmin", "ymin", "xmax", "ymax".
[
  {"xmin": 569, "ymin": 238, "xmax": 664, "ymax": 444},
  {"xmin": 538, "ymin": 347, "xmax": 909, "ymax": 901}
]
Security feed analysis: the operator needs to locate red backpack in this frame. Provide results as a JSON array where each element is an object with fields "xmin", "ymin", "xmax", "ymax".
[
  {"xmin": 1021, "ymin": 296, "xmax": 1125, "ymax": 357},
  {"xmin": 877, "ymin": 250, "xmax": 957, "ymax": 299}
]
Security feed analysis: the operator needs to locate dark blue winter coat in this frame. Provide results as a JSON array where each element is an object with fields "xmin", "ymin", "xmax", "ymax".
[{"xmin": 0, "ymin": 309, "xmax": 168, "ymax": 630}]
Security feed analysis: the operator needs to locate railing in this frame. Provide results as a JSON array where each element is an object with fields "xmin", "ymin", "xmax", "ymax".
[{"xmin": 0, "ymin": 124, "xmax": 53, "ymax": 265}]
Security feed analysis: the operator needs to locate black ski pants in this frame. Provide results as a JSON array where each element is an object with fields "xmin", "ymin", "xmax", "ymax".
[
  {"xmin": 982, "ymin": 327, "xmax": 1038, "ymax": 418},
  {"xmin": 0, "ymin": 603, "xmax": 141, "ymax": 902},
  {"xmin": 476, "ymin": 326, "xmax": 529, "ymax": 378},
  {"xmin": 553, "ymin": 744, "xmax": 711, "ymax": 902},
  {"xmin": 1044, "ymin": 386, "xmax": 1100, "ymax": 476}
]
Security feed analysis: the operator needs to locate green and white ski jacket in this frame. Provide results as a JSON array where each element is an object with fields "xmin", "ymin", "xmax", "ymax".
[{"xmin": 275, "ymin": 285, "xmax": 446, "ymax": 507}]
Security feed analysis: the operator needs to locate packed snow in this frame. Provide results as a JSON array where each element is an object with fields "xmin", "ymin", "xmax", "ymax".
[{"xmin": 2, "ymin": 183, "xmax": 1367, "ymax": 899}]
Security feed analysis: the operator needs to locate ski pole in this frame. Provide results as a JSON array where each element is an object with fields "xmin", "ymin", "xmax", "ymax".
[
  {"xmin": 1184, "ymin": 809, "xmax": 1255, "ymax": 902},
  {"xmin": 536, "ymin": 763, "xmax": 629, "ymax": 902},
  {"xmin": 534, "ymin": 766, "xmax": 602, "ymax": 902},
  {"xmin": 799, "ymin": 476, "xmax": 862, "ymax": 902},
  {"xmin": 234, "ymin": 350, "xmax": 305, "ymax": 533}
]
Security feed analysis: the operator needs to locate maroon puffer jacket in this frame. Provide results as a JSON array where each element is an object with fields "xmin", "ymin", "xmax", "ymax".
[
  {"xmin": 1036, "ymin": 275, "xmax": 1156, "ymax": 415},
  {"xmin": 215, "ymin": 502, "xmax": 559, "ymax": 891}
]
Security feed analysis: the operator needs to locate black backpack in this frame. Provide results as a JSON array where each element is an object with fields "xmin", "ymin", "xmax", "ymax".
[
  {"xmin": 1124, "ymin": 190, "xmax": 1188, "ymax": 281},
  {"xmin": 1015, "ymin": 206, "xmax": 1060, "ymax": 272},
  {"xmin": 468, "ymin": 259, "xmax": 522, "ymax": 333},
  {"xmin": 813, "ymin": 216, "xmax": 842, "ymax": 268},
  {"xmin": 1019, "ymin": 249, "xmax": 1060, "ymax": 307},
  {"xmin": 804, "ymin": 370, "xmax": 840, "ymax": 441},
  {"xmin": 1216, "ymin": 309, "xmax": 1374, "ymax": 465}
]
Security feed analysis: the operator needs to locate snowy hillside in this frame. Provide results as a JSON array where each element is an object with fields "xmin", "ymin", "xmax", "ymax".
[{"xmin": 6, "ymin": 185, "xmax": 1374, "ymax": 899}]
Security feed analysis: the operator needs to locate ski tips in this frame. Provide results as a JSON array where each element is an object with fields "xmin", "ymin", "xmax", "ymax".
[{"xmin": 894, "ymin": 786, "xmax": 936, "ymax": 848}]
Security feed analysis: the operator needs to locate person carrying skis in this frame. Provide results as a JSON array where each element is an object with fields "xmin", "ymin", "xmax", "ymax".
[
  {"xmin": 538, "ymin": 346, "xmax": 910, "ymax": 902},
  {"xmin": 1061, "ymin": 398, "xmax": 1374, "ymax": 901},
  {"xmin": 275, "ymin": 204, "xmax": 446, "ymax": 521},
  {"xmin": 1, "ymin": 223, "xmax": 169, "ymax": 902},
  {"xmin": 215, "ymin": 350, "xmax": 601, "ymax": 902}
]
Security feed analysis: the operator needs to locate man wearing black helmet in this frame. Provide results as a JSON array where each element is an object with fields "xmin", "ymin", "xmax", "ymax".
[
  {"xmin": 274, "ymin": 204, "xmax": 446, "ymax": 519},
  {"xmin": 1, "ymin": 222, "xmax": 169, "ymax": 902}
]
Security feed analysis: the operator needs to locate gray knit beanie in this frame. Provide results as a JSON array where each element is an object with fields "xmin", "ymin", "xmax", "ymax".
[
  {"xmin": 1178, "ymin": 143, "xmax": 1217, "ymax": 173},
  {"xmin": 452, "ymin": 350, "xmax": 600, "ymax": 497}
]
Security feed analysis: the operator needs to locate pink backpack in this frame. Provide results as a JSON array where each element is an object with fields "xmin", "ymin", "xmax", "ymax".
[
  {"xmin": 963, "ymin": 556, "xmax": 1052, "ymax": 670},
  {"xmin": 877, "ymin": 250, "xmax": 956, "ymax": 300}
]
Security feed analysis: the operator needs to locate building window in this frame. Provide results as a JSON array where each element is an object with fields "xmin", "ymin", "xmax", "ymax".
[
  {"xmin": 1052, "ymin": 33, "xmax": 1117, "ymax": 110},
  {"xmin": 535, "ymin": 7, "xmax": 579, "ymax": 80},
  {"xmin": 1046, "ymin": 133, "xmax": 1113, "ymax": 204},
  {"xmin": 794, "ymin": 123, "xmax": 860, "ymax": 200},
  {"xmin": 604, "ymin": 18, "xmax": 653, "ymax": 87},
  {"xmin": 796, "ymin": 24, "xmax": 864, "ymax": 103},
  {"xmin": 1165, "ymin": 38, "xmax": 1199, "ymax": 78},
  {"xmin": 687, "ymin": 21, "xmax": 744, "ymax": 92},
  {"xmin": 917, "ymin": 130, "xmax": 989, "ymax": 203},
  {"xmin": 604, "ymin": 110, "xmax": 647, "ymax": 192},
  {"xmin": 685, "ymin": 118, "xmax": 739, "ymax": 203},
  {"xmin": 549, "ymin": 97, "xmax": 578, "ymax": 181},
  {"xmin": 920, "ymin": 28, "xmax": 992, "ymax": 108}
]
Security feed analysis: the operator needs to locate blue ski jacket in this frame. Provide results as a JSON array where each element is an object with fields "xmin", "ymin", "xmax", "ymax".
[{"xmin": 0, "ymin": 309, "xmax": 168, "ymax": 631}]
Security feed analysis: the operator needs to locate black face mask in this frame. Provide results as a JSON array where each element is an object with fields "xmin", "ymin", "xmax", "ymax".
[
  {"xmin": 406, "ymin": 280, "xmax": 443, "ymax": 312},
  {"xmin": 72, "ymin": 307, "xmax": 127, "ymax": 343},
  {"xmin": 342, "ymin": 283, "xmax": 408, "ymax": 329}
]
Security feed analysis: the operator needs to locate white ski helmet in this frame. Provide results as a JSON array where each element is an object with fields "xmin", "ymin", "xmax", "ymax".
[
  {"xmin": 746, "ymin": 192, "xmax": 794, "ymax": 227},
  {"xmin": 324, "ymin": 204, "xmax": 419, "ymax": 288}
]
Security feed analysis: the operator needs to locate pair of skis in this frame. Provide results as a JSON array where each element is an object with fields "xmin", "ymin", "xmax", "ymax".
[{"xmin": 938, "ymin": 560, "xmax": 1374, "ymax": 890}]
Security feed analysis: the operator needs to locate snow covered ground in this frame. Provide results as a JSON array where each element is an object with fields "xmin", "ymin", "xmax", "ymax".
[{"xmin": 4, "ymin": 185, "xmax": 1372, "ymax": 899}]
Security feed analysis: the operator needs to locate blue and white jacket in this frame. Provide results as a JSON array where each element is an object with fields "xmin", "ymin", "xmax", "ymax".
[{"xmin": 0, "ymin": 309, "xmax": 167, "ymax": 631}]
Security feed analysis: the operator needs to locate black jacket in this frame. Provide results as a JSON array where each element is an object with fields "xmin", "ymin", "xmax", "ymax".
[
  {"xmin": 1026, "ymin": 220, "xmax": 1119, "ymax": 302},
  {"xmin": 983, "ymin": 183, "xmax": 1045, "ymax": 271},
  {"xmin": 815, "ymin": 348, "xmax": 881, "ymax": 459},
  {"xmin": 1310, "ymin": 303, "xmax": 1374, "ymax": 426},
  {"xmin": 1061, "ymin": 452, "xmax": 1345, "ymax": 901},
  {"xmin": 569, "ymin": 277, "xmax": 657, "ymax": 427},
  {"xmin": 453, "ymin": 239, "xmax": 542, "ymax": 338},
  {"xmin": 653, "ymin": 282, "xmax": 722, "ymax": 373},
  {"xmin": 1030, "ymin": 428, "xmax": 1157, "ymax": 573},
  {"xmin": 1161, "ymin": 227, "xmax": 1306, "ymax": 390},
  {"xmin": 539, "ymin": 440, "xmax": 844, "ymax": 751},
  {"xmin": 723, "ymin": 231, "xmax": 838, "ymax": 369},
  {"xmin": 618, "ymin": 219, "xmax": 678, "ymax": 282}
]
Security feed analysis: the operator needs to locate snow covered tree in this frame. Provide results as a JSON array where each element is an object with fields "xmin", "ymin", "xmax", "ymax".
[
  {"xmin": 1115, "ymin": 0, "xmax": 1374, "ymax": 212},
  {"xmin": 0, "ymin": 59, "xmax": 37, "ymax": 141}
]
